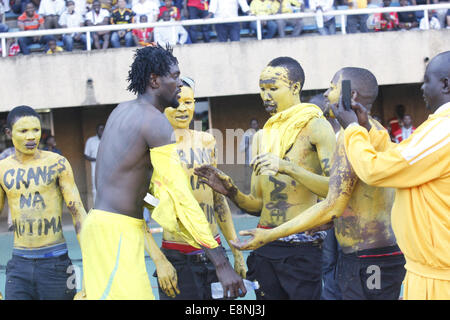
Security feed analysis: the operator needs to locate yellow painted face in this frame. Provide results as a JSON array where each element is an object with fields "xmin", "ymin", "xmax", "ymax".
[
  {"xmin": 259, "ymin": 66, "xmax": 301, "ymax": 115},
  {"xmin": 324, "ymin": 72, "xmax": 343, "ymax": 118},
  {"xmin": 164, "ymin": 86, "xmax": 195, "ymax": 129},
  {"xmin": 11, "ymin": 116, "xmax": 41, "ymax": 155}
]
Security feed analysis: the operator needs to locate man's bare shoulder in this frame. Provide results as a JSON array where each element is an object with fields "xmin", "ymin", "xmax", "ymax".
[{"xmin": 306, "ymin": 117, "xmax": 335, "ymax": 142}]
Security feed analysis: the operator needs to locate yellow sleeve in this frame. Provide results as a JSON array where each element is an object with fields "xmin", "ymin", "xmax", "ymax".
[
  {"xmin": 150, "ymin": 144, "xmax": 218, "ymax": 249},
  {"xmin": 367, "ymin": 120, "xmax": 397, "ymax": 152},
  {"xmin": 344, "ymin": 121, "xmax": 449, "ymax": 188}
]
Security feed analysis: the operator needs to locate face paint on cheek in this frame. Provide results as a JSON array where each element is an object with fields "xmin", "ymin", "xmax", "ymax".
[
  {"xmin": 165, "ymin": 86, "xmax": 195, "ymax": 129},
  {"xmin": 11, "ymin": 117, "xmax": 41, "ymax": 156},
  {"xmin": 260, "ymin": 66, "xmax": 297, "ymax": 114}
]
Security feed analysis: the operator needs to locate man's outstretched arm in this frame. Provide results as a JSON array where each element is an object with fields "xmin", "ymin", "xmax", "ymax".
[
  {"xmin": 194, "ymin": 165, "xmax": 263, "ymax": 215},
  {"xmin": 231, "ymin": 136, "xmax": 357, "ymax": 251}
]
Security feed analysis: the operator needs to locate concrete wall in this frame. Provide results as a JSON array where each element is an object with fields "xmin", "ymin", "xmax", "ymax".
[{"xmin": 1, "ymin": 30, "xmax": 449, "ymax": 111}]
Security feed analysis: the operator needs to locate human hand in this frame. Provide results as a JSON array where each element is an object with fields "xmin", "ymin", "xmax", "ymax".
[
  {"xmin": 215, "ymin": 262, "xmax": 246, "ymax": 299},
  {"xmin": 155, "ymin": 258, "xmax": 180, "ymax": 298},
  {"xmin": 251, "ymin": 152, "xmax": 289, "ymax": 176},
  {"xmin": 230, "ymin": 228, "xmax": 272, "ymax": 251},
  {"xmin": 194, "ymin": 165, "xmax": 237, "ymax": 197},
  {"xmin": 330, "ymin": 96, "xmax": 371, "ymax": 131},
  {"xmin": 232, "ymin": 250, "xmax": 247, "ymax": 279},
  {"xmin": 118, "ymin": 30, "xmax": 126, "ymax": 38}
]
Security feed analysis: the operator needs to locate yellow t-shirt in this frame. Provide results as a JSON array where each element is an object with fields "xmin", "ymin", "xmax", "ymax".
[
  {"xmin": 46, "ymin": 46, "xmax": 64, "ymax": 54},
  {"xmin": 250, "ymin": 0, "xmax": 279, "ymax": 16},
  {"xmin": 161, "ymin": 130, "xmax": 221, "ymax": 252},
  {"xmin": 150, "ymin": 144, "xmax": 218, "ymax": 250}
]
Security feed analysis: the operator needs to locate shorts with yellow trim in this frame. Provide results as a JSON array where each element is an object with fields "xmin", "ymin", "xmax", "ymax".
[{"xmin": 80, "ymin": 209, "xmax": 155, "ymax": 300}]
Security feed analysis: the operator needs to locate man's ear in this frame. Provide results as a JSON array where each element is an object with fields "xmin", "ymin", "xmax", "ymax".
[
  {"xmin": 149, "ymin": 73, "xmax": 160, "ymax": 89},
  {"xmin": 442, "ymin": 77, "xmax": 450, "ymax": 94},
  {"xmin": 4, "ymin": 128, "xmax": 11, "ymax": 139},
  {"xmin": 292, "ymin": 82, "xmax": 301, "ymax": 95},
  {"xmin": 351, "ymin": 90, "xmax": 358, "ymax": 101}
]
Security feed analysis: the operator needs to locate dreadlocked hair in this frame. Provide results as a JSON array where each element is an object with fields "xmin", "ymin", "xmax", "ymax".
[{"xmin": 127, "ymin": 44, "xmax": 178, "ymax": 95}]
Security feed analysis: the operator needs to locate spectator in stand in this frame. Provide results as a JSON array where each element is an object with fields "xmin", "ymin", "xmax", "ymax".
[
  {"xmin": 132, "ymin": 14, "xmax": 154, "ymax": 46},
  {"xmin": 110, "ymin": 0, "xmax": 136, "ymax": 48},
  {"xmin": 410, "ymin": 0, "xmax": 433, "ymax": 20},
  {"xmin": 373, "ymin": 0, "xmax": 399, "ymax": 31},
  {"xmin": 389, "ymin": 104, "xmax": 405, "ymax": 141},
  {"xmin": 59, "ymin": 0, "xmax": 88, "ymax": 51},
  {"xmin": 73, "ymin": 0, "xmax": 88, "ymax": 16},
  {"xmin": 132, "ymin": 0, "xmax": 159, "ymax": 22},
  {"xmin": 184, "ymin": 0, "xmax": 211, "ymax": 43},
  {"xmin": 159, "ymin": 0, "xmax": 181, "ymax": 20},
  {"xmin": 43, "ymin": 135, "xmax": 62, "ymax": 154},
  {"xmin": 398, "ymin": 0, "xmax": 419, "ymax": 30},
  {"xmin": 46, "ymin": 38, "xmax": 64, "ymax": 53},
  {"xmin": 345, "ymin": 0, "xmax": 369, "ymax": 33},
  {"xmin": 274, "ymin": 0, "xmax": 304, "ymax": 38},
  {"xmin": 310, "ymin": 0, "xmax": 336, "ymax": 35},
  {"xmin": 419, "ymin": 10, "xmax": 441, "ymax": 29},
  {"xmin": 10, "ymin": 0, "xmax": 41, "ymax": 15},
  {"xmin": 38, "ymin": 0, "xmax": 65, "ymax": 29},
  {"xmin": 249, "ymin": 0, "xmax": 278, "ymax": 39},
  {"xmin": 153, "ymin": 9, "xmax": 188, "ymax": 46},
  {"xmin": 447, "ymin": 9, "xmax": 450, "ymax": 28},
  {"xmin": 17, "ymin": 3, "xmax": 53, "ymax": 55},
  {"xmin": 207, "ymin": 0, "xmax": 250, "ymax": 42},
  {"xmin": 85, "ymin": 0, "xmax": 111, "ymax": 49},
  {"xmin": 86, "ymin": 0, "xmax": 117, "ymax": 12},
  {"xmin": 0, "ymin": 0, "xmax": 9, "ymax": 33},
  {"xmin": 393, "ymin": 114, "xmax": 416, "ymax": 143}
]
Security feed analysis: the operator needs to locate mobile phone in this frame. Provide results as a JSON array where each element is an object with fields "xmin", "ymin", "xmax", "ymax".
[{"xmin": 341, "ymin": 80, "xmax": 352, "ymax": 111}]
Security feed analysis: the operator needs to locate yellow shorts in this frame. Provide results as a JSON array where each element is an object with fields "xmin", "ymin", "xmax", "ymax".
[
  {"xmin": 403, "ymin": 270, "xmax": 450, "ymax": 300},
  {"xmin": 80, "ymin": 209, "xmax": 155, "ymax": 300}
]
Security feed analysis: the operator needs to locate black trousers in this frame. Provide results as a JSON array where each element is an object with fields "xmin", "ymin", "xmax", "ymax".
[
  {"xmin": 337, "ymin": 245, "xmax": 406, "ymax": 300},
  {"xmin": 155, "ymin": 247, "xmax": 223, "ymax": 300},
  {"xmin": 246, "ymin": 240, "xmax": 323, "ymax": 300}
]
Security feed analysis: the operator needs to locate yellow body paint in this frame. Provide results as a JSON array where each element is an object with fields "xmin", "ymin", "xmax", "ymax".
[
  {"xmin": 324, "ymin": 73, "xmax": 344, "ymax": 118},
  {"xmin": 259, "ymin": 66, "xmax": 301, "ymax": 115},
  {"xmin": 0, "ymin": 117, "xmax": 86, "ymax": 249},
  {"xmin": 164, "ymin": 86, "xmax": 195, "ymax": 130},
  {"xmin": 232, "ymin": 67, "xmax": 336, "ymax": 229},
  {"xmin": 333, "ymin": 124, "xmax": 396, "ymax": 253}
]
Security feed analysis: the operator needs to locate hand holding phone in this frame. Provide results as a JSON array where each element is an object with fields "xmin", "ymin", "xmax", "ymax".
[{"xmin": 341, "ymin": 80, "xmax": 352, "ymax": 111}]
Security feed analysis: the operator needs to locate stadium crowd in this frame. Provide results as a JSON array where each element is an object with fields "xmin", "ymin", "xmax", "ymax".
[{"xmin": 0, "ymin": 0, "xmax": 449, "ymax": 55}]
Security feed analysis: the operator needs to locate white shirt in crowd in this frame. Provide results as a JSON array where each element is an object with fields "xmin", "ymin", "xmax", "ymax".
[
  {"xmin": 132, "ymin": 0, "xmax": 160, "ymax": 22},
  {"xmin": 84, "ymin": 135, "xmax": 101, "ymax": 196},
  {"xmin": 73, "ymin": 0, "xmax": 87, "ymax": 16},
  {"xmin": 1, "ymin": 0, "xmax": 10, "ymax": 14},
  {"xmin": 239, "ymin": 128, "xmax": 257, "ymax": 165},
  {"xmin": 39, "ymin": 0, "xmax": 66, "ymax": 16},
  {"xmin": 154, "ymin": 24, "xmax": 188, "ymax": 47},
  {"xmin": 419, "ymin": 16, "xmax": 441, "ymax": 30},
  {"xmin": 59, "ymin": 10, "xmax": 84, "ymax": 28},
  {"xmin": 59, "ymin": 10, "xmax": 84, "ymax": 36},
  {"xmin": 85, "ymin": 8, "xmax": 110, "ymax": 25},
  {"xmin": 208, "ymin": 0, "xmax": 250, "ymax": 19},
  {"xmin": 395, "ymin": 126, "xmax": 414, "ymax": 143},
  {"xmin": 309, "ymin": 0, "xmax": 335, "ymax": 21}
]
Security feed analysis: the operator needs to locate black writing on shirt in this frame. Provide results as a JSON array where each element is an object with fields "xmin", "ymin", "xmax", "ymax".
[
  {"xmin": 13, "ymin": 216, "xmax": 62, "ymax": 237},
  {"xmin": 2, "ymin": 161, "xmax": 66, "ymax": 190},
  {"xmin": 178, "ymin": 148, "xmax": 214, "ymax": 169}
]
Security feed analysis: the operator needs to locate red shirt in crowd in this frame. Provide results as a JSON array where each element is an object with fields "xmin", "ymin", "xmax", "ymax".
[
  {"xmin": 373, "ymin": 12, "xmax": 399, "ymax": 31},
  {"xmin": 187, "ymin": 0, "xmax": 209, "ymax": 11},
  {"xmin": 132, "ymin": 27, "xmax": 154, "ymax": 46},
  {"xmin": 159, "ymin": 5, "xmax": 181, "ymax": 20},
  {"xmin": 18, "ymin": 12, "xmax": 44, "ymax": 31}
]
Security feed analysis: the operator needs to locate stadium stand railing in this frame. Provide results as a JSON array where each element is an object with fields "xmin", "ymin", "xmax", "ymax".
[{"xmin": 1, "ymin": 3, "xmax": 449, "ymax": 57}]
